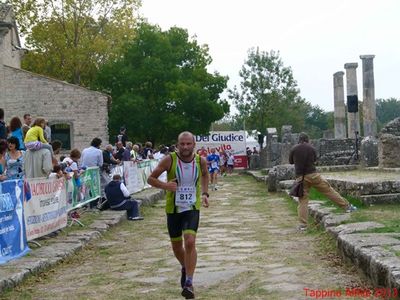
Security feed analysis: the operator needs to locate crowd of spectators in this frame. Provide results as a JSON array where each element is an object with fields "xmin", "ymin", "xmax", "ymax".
[
  {"xmin": 0, "ymin": 110, "xmax": 174, "ymax": 183},
  {"xmin": 0, "ymin": 109, "xmax": 55, "ymax": 181}
]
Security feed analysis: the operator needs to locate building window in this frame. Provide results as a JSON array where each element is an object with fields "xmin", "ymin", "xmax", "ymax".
[{"xmin": 50, "ymin": 123, "xmax": 71, "ymax": 150}]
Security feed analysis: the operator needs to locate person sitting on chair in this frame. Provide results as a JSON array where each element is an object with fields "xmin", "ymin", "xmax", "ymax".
[{"xmin": 104, "ymin": 174, "xmax": 144, "ymax": 221}]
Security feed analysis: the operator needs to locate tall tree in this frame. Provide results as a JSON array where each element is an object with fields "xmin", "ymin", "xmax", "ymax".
[
  {"xmin": 304, "ymin": 105, "xmax": 333, "ymax": 138},
  {"xmin": 95, "ymin": 23, "xmax": 229, "ymax": 144},
  {"xmin": 9, "ymin": 0, "xmax": 140, "ymax": 85},
  {"xmin": 228, "ymin": 48, "xmax": 309, "ymax": 136}
]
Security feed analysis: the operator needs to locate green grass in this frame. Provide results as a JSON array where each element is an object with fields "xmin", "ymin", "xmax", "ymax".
[
  {"xmin": 308, "ymin": 186, "xmax": 400, "ymax": 233},
  {"xmin": 308, "ymin": 187, "xmax": 364, "ymax": 209}
]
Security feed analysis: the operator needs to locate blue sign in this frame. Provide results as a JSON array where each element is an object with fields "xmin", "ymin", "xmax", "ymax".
[{"xmin": 0, "ymin": 180, "xmax": 30, "ymax": 264}]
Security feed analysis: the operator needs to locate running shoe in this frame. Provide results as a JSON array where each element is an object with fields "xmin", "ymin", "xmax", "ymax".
[
  {"xmin": 345, "ymin": 204, "xmax": 357, "ymax": 213},
  {"xmin": 128, "ymin": 216, "xmax": 144, "ymax": 221},
  {"xmin": 297, "ymin": 224, "xmax": 307, "ymax": 232},
  {"xmin": 181, "ymin": 284, "xmax": 195, "ymax": 299}
]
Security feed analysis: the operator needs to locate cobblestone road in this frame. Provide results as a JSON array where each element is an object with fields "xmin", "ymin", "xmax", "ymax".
[{"xmin": 3, "ymin": 174, "xmax": 373, "ymax": 300}]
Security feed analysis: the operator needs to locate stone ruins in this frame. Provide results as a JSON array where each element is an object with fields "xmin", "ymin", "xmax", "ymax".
[{"xmin": 249, "ymin": 53, "xmax": 400, "ymax": 172}]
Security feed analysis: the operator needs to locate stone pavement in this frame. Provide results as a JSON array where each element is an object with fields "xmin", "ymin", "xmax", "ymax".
[
  {"xmin": 249, "ymin": 168, "xmax": 400, "ymax": 296},
  {"xmin": 1, "ymin": 174, "xmax": 373, "ymax": 300},
  {"xmin": 0, "ymin": 188, "xmax": 165, "ymax": 295}
]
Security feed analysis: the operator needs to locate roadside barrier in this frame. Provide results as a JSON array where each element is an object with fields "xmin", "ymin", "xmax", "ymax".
[{"xmin": 0, "ymin": 159, "xmax": 163, "ymax": 264}]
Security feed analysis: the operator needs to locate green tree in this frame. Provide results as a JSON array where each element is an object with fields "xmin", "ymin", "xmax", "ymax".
[
  {"xmin": 10, "ymin": 0, "xmax": 140, "ymax": 85},
  {"xmin": 228, "ymin": 48, "xmax": 309, "ymax": 136},
  {"xmin": 376, "ymin": 98, "xmax": 400, "ymax": 130},
  {"xmin": 95, "ymin": 23, "xmax": 229, "ymax": 144},
  {"xmin": 304, "ymin": 105, "xmax": 334, "ymax": 138}
]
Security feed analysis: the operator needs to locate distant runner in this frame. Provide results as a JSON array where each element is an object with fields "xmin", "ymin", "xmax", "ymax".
[{"xmin": 207, "ymin": 148, "xmax": 220, "ymax": 191}]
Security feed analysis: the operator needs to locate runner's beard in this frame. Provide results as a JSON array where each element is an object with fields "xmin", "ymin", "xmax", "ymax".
[{"xmin": 179, "ymin": 148, "xmax": 194, "ymax": 159}]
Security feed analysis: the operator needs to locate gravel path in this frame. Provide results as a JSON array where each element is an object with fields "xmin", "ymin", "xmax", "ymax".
[{"xmin": 2, "ymin": 174, "xmax": 373, "ymax": 300}]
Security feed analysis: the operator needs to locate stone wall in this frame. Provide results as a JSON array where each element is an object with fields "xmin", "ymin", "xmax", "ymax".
[
  {"xmin": 312, "ymin": 138, "xmax": 358, "ymax": 166},
  {"xmin": 0, "ymin": 66, "xmax": 109, "ymax": 151},
  {"xmin": 261, "ymin": 138, "xmax": 359, "ymax": 168},
  {"xmin": 379, "ymin": 117, "xmax": 400, "ymax": 168}
]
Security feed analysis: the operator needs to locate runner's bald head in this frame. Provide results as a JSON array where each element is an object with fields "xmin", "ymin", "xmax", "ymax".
[{"xmin": 178, "ymin": 131, "xmax": 195, "ymax": 143}]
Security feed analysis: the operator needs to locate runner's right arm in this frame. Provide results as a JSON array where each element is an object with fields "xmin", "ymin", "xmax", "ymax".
[{"xmin": 147, "ymin": 155, "xmax": 177, "ymax": 192}]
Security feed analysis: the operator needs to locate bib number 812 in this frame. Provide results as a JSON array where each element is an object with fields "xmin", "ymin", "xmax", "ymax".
[{"xmin": 180, "ymin": 194, "xmax": 192, "ymax": 201}]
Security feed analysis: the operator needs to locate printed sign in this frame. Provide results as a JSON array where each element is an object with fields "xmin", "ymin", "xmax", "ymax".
[
  {"xmin": 66, "ymin": 167, "xmax": 101, "ymax": 210},
  {"xmin": 24, "ymin": 177, "xmax": 68, "ymax": 241},
  {"xmin": 0, "ymin": 180, "xmax": 30, "ymax": 264},
  {"xmin": 195, "ymin": 131, "xmax": 248, "ymax": 168},
  {"xmin": 124, "ymin": 159, "xmax": 162, "ymax": 194}
]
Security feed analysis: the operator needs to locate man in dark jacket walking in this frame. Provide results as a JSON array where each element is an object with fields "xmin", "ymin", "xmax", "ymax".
[
  {"xmin": 105, "ymin": 174, "xmax": 143, "ymax": 220},
  {"xmin": 289, "ymin": 132, "xmax": 356, "ymax": 231}
]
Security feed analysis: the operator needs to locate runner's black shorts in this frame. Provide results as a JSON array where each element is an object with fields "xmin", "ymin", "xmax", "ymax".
[{"xmin": 167, "ymin": 210, "xmax": 200, "ymax": 241}]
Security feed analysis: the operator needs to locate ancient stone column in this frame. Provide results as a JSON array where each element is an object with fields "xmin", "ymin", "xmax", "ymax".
[
  {"xmin": 360, "ymin": 55, "xmax": 377, "ymax": 137},
  {"xmin": 333, "ymin": 71, "xmax": 346, "ymax": 138},
  {"xmin": 344, "ymin": 63, "xmax": 361, "ymax": 138}
]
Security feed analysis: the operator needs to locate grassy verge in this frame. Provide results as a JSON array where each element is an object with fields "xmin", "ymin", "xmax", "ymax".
[{"xmin": 307, "ymin": 188, "xmax": 400, "ymax": 233}]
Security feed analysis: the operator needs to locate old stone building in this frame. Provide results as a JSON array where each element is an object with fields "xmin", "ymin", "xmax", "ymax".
[{"xmin": 0, "ymin": 4, "xmax": 109, "ymax": 151}]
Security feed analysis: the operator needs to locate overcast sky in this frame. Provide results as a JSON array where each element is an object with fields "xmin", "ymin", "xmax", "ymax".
[{"xmin": 140, "ymin": 0, "xmax": 400, "ymax": 114}]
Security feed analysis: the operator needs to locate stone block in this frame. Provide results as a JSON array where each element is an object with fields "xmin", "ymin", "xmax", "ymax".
[
  {"xmin": 321, "ymin": 213, "xmax": 351, "ymax": 229},
  {"xmin": 360, "ymin": 136, "xmax": 378, "ymax": 167},
  {"xmin": 329, "ymin": 222, "xmax": 385, "ymax": 236}
]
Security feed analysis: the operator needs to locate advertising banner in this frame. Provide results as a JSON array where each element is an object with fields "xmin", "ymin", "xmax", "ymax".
[
  {"xmin": 67, "ymin": 167, "xmax": 101, "ymax": 210},
  {"xmin": 123, "ymin": 161, "xmax": 142, "ymax": 194},
  {"xmin": 195, "ymin": 131, "xmax": 248, "ymax": 168},
  {"xmin": 24, "ymin": 177, "xmax": 67, "ymax": 241},
  {"xmin": 0, "ymin": 180, "xmax": 30, "ymax": 264},
  {"xmin": 124, "ymin": 159, "xmax": 162, "ymax": 194}
]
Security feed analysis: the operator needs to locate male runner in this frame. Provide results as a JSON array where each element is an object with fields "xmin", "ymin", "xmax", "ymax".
[
  {"xmin": 206, "ymin": 148, "xmax": 220, "ymax": 191},
  {"xmin": 148, "ymin": 131, "xmax": 209, "ymax": 299}
]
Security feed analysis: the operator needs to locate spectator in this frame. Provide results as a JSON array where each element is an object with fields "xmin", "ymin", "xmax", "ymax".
[
  {"xmin": 5, "ymin": 136, "xmax": 25, "ymax": 179},
  {"xmin": 9, "ymin": 116, "xmax": 25, "ymax": 150},
  {"xmin": 154, "ymin": 146, "xmax": 168, "ymax": 160},
  {"xmin": 289, "ymin": 132, "xmax": 357, "ymax": 231},
  {"xmin": 168, "ymin": 144, "xmax": 176, "ymax": 153},
  {"xmin": 0, "ymin": 108, "xmax": 6, "ymax": 140},
  {"xmin": 49, "ymin": 164, "xmax": 64, "ymax": 179},
  {"xmin": 142, "ymin": 141, "xmax": 154, "ymax": 159},
  {"xmin": 81, "ymin": 138, "xmax": 103, "ymax": 168},
  {"xmin": 102, "ymin": 144, "xmax": 120, "ymax": 172},
  {"xmin": 24, "ymin": 148, "xmax": 53, "ymax": 178},
  {"xmin": 113, "ymin": 141, "xmax": 125, "ymax": 161},
  {"xmin": 24, "ymin": 117, "xmax": 54, "ymax": 156},
  {"xmin": 122, "ymin": 142, "xmax": 133, "ymax": 161},
  {"xmin": 246, "ymin": 146, "xmax": 252, "ymax": 167},
  {"xmin": 115, "ymin": 126, "xmax": 128, "ymax": 147},
  {"xmin": 131, "ymin": 144, "xmax": 140, "ymax": 161},
  {"xmin": 252, "ymin": 147, "xmax": 259, "ymax": 154},
  {"xmin": 63, "ymin": 149, "xmax": 83, "ymax": 187},
  {"xmin": 22, "ymin": 113, "xmax": 32, "ymax": 139},
  {"xmin": 44, "ymin": 121, "xmax": 52, "ymax": 142},
  {"xmin": 105, "ymin": 174, "xmax": 144, "ymax": 221},
  {"xmin": 0, "ymin": 140, "xmax": 8, "ymax": 181},
  {"xmin": 51, "ymin": 140, "xmax": 62, "ymax": 154}
]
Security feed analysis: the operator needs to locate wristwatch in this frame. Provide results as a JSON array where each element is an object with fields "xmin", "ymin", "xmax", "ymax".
[{"xmin": 202, "ymin": 192, "xmax": 209, "ymax": 197}]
